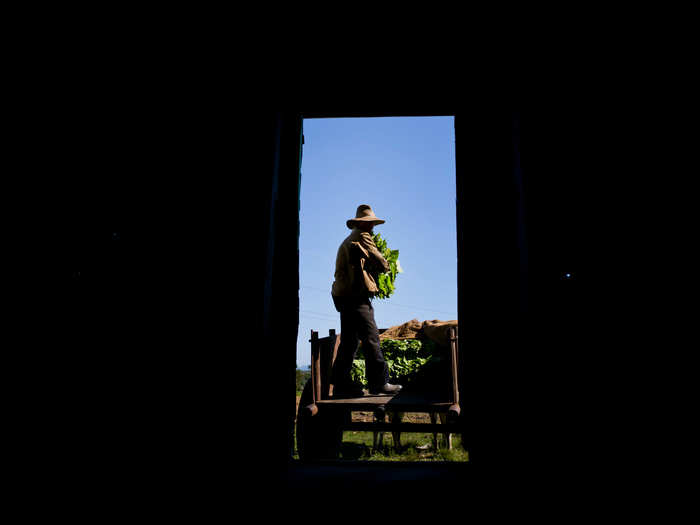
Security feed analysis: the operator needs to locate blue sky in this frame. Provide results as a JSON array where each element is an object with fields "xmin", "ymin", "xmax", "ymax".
[{"xmin": 297, "ymin": 116, "xmax": 457, "ymax": 368}]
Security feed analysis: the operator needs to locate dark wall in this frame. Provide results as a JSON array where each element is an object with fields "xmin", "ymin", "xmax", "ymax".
[
  {"xmin": 455, "ymin": 98, "xmax": 640, "ymax": 490},
  {"xmin": 53, "ymin": 91, "xmax": 646, "ymax": 497},
  {"xmin": 54, "ymin": 102, "xmax": 527, "ymax": 489},
  {"xmin": 453, "ymin": 107, "xmax": 525, "ymax": 477},
  {"xmin": 48, "ymin": 90, "xmax": 290, "ymax": 497}
]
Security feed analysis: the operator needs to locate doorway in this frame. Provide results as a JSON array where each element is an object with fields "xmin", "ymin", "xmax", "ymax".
[{"xmin": 295, "ymin": 116, "xmax": 465, "ymax": 462}]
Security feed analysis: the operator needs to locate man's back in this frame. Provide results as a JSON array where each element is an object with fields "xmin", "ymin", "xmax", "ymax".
[{"xmin": 332, "ymin": 228, "xmax": 389, "ymax": 297}]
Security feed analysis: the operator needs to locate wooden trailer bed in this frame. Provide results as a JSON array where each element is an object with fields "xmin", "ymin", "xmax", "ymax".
[{"xmin": 296, "ymin": 326, "xmax": 462, "ymax": 460}]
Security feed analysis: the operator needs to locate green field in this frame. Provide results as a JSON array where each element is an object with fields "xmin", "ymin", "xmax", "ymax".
[
  {"xmin": 338, "ymin": 431, "xmax": 469, "ymax": 462},
  {"xmin": 292, "ymin": 422, "xmax": 469, "ymax": 462}
]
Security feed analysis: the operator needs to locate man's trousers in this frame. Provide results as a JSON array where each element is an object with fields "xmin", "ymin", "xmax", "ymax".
[{"xmin": 331, "ymin": 294, "xmax": 389, "ymax": 389}]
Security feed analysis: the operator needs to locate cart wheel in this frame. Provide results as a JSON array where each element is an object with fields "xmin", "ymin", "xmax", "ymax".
[{"xmin": 296, "ymin": 379, "xmax": 346, "ymax": 461}]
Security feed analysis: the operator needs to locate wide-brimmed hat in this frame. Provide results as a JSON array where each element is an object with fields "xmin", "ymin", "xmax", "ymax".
[{"xmin": 346, "ymin": 204, "xmax": 386, "ymax": 229}]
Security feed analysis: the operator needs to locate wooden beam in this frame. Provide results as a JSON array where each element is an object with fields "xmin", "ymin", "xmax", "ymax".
[
  {"xmin": 301, "ymin": 109, "xmax": 456, "ymax": 119},
  {"xmin": 450, "ymin": 326, "xmax": 460, "ymax": 404},
  {"xmin": 344, "ymin": 422, "xmax": 462, "ymax": 433},
  {"xmin": 310, "ymin": 330, "xmax": 320, "ymax": 404},
  {"xmin": 325, "ymin": 330, "xmax": 340, "ymax": 398}
]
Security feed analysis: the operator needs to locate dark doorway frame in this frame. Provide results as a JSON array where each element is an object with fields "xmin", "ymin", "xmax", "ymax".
[{"xmin": 264, "ymin": 107, "xmax": 524, "ymax": 482}]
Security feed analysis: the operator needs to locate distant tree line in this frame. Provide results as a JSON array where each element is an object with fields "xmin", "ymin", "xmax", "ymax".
[{"xmin": 296, "ymin": 368, "xmax": 311, "ymax": 392}]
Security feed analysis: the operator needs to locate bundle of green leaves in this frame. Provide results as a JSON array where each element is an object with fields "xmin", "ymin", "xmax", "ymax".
[
  {"xmin": 350, "ymin": 337, "xmax": 444, "ymax": 387},
  {"xmin": 371, "ymin": 232, "xmax": 402, "ymax": 300}
]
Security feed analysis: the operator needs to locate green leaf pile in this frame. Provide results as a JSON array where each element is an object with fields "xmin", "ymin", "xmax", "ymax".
[
  {"xmin": 350, "ymin": 337, "xmax": 443, "ymax": 387},
  {"xmin": 372, "ymin": 232, "xmax": 401, "ymax": 300}
]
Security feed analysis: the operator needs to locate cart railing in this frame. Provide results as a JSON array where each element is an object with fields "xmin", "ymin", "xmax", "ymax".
[
  {"xmin": 309, "ymin": 326, "xmax": 459, "ymax": 405},
  {"xmin": 299, "ymin": 326, "xmax": 461, "ymax": 460}
]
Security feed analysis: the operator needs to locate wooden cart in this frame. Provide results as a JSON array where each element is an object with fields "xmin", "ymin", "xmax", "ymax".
[{"xmin": 296, "ymin": 326, "xmax": 461, "ymax": 461}]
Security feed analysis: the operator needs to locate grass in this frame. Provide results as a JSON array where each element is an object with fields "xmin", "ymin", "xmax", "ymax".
[
  {"xmin": 292, "ymin": 426, "xmax": 469, "ymax": 462},
  {"xmin": 293, "ymin": 396, "xmax": 468, "ymax": 462},
  {"xmin": 339, "ymin": 431, "xmax": 469, "ymax": 462}
]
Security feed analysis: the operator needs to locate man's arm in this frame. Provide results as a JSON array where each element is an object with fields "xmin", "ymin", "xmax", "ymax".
[{"xmin": 360, "ymin": 232, "xmax": 390, "ymax": 273}]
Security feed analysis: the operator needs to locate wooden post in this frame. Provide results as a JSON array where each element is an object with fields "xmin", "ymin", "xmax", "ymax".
[
  {"xmin": 326, "ymin": 329, "xmax": 340, "ymax": 398},
  {"xmin": 450, "ymin": 326, "xmax": 460, "ymax": 404},
  {"xmin": 303, "ymin": 403, "xmax": 318, "ymax": 417},
  {"xmin": 374, "ymin": 406, "xmax": 386, "ymax": 422},
  {"xmin": 447, "ymin": 403, "xmax": 461, "ymax": 424},
  {"xmin": 310, "ymin": 330, "xmax": 320, "ymax": 404}
]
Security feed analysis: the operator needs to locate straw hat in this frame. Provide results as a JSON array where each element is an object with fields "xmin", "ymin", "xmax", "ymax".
[{"xmin": 346, "ymin": 204, "xmax": 386, "ymax": 229}]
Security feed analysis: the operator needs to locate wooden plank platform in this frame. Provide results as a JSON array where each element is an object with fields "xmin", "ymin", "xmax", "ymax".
[
  {"xmin": 316, "ymin": 391, "xmax": 454, "ymax": 412},
  {"xmin": 343, "ymin": 422, "xmax": 461, "ymax": 433}
]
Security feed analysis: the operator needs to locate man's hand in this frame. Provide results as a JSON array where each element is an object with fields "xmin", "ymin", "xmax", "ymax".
[{"xmin": 365, "ymin": 256, "xmax": 388, "ymax": 275}]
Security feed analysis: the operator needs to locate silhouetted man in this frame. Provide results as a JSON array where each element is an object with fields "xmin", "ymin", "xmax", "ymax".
[{"xmin": 330, "ymin": 205, "xmax": 402, "ymax": 397}]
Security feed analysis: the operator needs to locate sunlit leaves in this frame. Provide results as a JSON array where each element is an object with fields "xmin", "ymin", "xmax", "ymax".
[
  {"xmin": 372, "ymin": 232, "xmax": 400, "ymax": 300},
  {"xmin": 350, "ymin": 338, "xmax": 439, "ymax": 385}
]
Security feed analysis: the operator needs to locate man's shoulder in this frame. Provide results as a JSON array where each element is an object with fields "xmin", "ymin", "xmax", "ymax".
[
  {"xmin": 340, "ymin": 230, "xmax": 375, "ymax": 253},
  {"xmin": 345, "ymin": 229, "xmax": 372, "ymax": 240},
  {"xmin": 337, "ymin": 233, "xmax": 355, "ymax": 255},
  {"xmin": 342, "ymin": 229, "xmax": 363, "ymax": 244}
]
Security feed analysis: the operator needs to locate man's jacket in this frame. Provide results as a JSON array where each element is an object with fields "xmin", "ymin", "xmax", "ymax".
[{"xmin": 332, "ymin": 229, "xmax": 390, "ymax": 297}]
